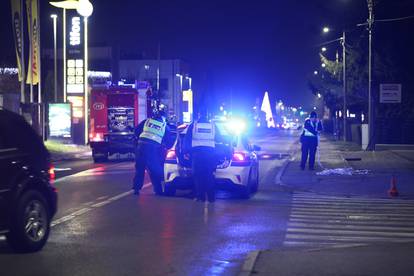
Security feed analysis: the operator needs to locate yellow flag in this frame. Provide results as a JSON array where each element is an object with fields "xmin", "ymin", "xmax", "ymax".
[
  {"xmin": 26, "ymin": 0, "xmax": 40, "ymax": 85},
  {"xmin": 11, "ymin": 0, "xmax": 23, "ymax": 81}
]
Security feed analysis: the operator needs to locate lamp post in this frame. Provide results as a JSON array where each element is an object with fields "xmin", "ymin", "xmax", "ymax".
[
  {"xmin": 76, "ymin": 0, "xmax": 94, "ymax": 145},
  {"xmin": 367, "ymin": 0, "xmax": 374, "ymax": 149},
  {"xmin": 322, "ymin": 26, "xmax": 347, "ymax": 141},
  {"xmin": 185, "ymin": 76, "xmax": 192, "ymax": 90},
  {"xmin": 176, "ymin": 73, "xmax": 183, "ymax": 90},
  {"xmin": 50, "ymin": 14, "xmax": 58, "ymax": 102}
]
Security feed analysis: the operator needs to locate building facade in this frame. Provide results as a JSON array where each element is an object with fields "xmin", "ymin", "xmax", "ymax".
[{"xmin": 119, "ymin": 59, "xmax": 192, "ymax": 123}]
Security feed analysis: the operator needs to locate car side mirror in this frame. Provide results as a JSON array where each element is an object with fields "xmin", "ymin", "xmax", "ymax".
[{"xmin": 252, "ymin": 145, "xmax": 261, "ymax": 151}]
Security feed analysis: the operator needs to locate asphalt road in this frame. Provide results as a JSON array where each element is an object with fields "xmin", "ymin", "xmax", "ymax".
[{"xmin": 0, "ymin": 130, "xmax": 299, "ymax": 276}]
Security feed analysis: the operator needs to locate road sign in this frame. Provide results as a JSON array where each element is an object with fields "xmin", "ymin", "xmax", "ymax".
[{"xmin": 380, "ymin": 84, "xmax": 401, "ymax": 103}]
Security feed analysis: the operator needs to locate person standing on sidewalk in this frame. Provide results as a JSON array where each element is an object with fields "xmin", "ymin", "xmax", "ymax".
[
  {"xmin": 300, "ymin": 111, "xmax": 323, "ymax": 170},
  {"xmin": 133, "ymin": 106, "xmax": 174, "ymax": 195},
  {"xmin": 183, "ymin": 108, "xmax": 222, "ymax": 202}
]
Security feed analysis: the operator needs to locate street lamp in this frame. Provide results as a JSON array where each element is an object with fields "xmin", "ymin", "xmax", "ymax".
[
  {"xmin": 321, "ymin": 47, "xmax": 327, "ymax": 52},
  {"xmin": 322, "ymin": 26, "xmax": 347, "ymax": 142},
  {"xmin": 50, "ymin": 14, "xmax": 58, "ymax": 102},
  {"xmin": 185, "ymin": 76, "xmax": 192, "ymax": 90},
  {"xmin": 367, "ymin": 0, "xmax": 374, "ymax": 149},
  {"xmin": 176, "ymin": 73, "xmax": 183, "ymax": 90},
  {"xmin": 321, "ymin": 63, "xmax": 326, "ymax": 68},
  {"xmin": 313, "ymin": 70, "xmax": 318, "ymax": 75}
]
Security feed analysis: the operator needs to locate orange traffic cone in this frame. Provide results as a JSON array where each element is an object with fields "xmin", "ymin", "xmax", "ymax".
[{"xmin": 388, "ymin": 175, "xmax": 399, "ymax": 197}]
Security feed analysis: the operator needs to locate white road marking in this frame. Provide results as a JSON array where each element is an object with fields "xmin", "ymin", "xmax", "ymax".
[
  {"xmin": 288, "ymin": 222, "xmax": 414, "ymax": 232},
  {"xmin": 91, "ymin": 200, "xmax": 112, "ymax": 208},
  {"xmin": 53, "ymin": 163, "xmax": 131, "ymax": 184},
  {"xmin": 283, "ymin": 241, "xmax": 365, "ymax": 248},
  {"xmin": 54, "ymin": 167, "xmax": 72, "ymax": 171},
  {"xmin": 51, "ymin": 183, "xmax": 151, "ymax": 228},
  {"xmin": 291, "ymin": 212, "xmax": 414, "ymax": 220},
  {"xmin": 286, "ymin": 234, "xmax": 414, "ymax": 243},
  {"xmin": 287, "ymin": 227, "xmax": 414, "ymax": 237},
  {"xmin": 292, "ymin": 199, "xmax": 414, "ymax": 207},
  {"xmin": 290, "ymin": 217, "xmax": 414, "ymax": 226},
  {"xmin": 284, "ymin": 192, "xmax": 414, "ymax": 248},
  {"xmin": 293, "ymin": 193, "xmax": 414, "ymax": 203},
  {"xmin": 291, "ymin": 209, "xmax": 414, "ymax": 217}
]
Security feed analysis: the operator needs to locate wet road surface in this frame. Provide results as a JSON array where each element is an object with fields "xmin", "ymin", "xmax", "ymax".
[{"xmin": 0, "ymin": 131, "xmax": 298, "ymax": 275}]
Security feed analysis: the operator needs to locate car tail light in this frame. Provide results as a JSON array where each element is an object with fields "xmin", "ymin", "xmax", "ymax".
[
  {"xmin": 90, "ymin": 132, "xmax": 104, "ymax": 142},
  {"xmin": 232, "ymin": 152, "xmax": 248, "ymax": 162},
  {"xmin": 48, "ymin": 165, "xmax": 56, "ymax": 180},
  {"xmin": 231, "ymin": 151, "xmax": 251, "ymax": 166}
]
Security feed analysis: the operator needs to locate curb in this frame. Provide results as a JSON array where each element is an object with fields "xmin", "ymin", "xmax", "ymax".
[
  {"xmin": 275, "ymin": 144, "xmax": 299, "ymax": 185},
  {"xmin": 51, "ymin": 151, "xmax": 92, "ymax": 163},
  {"xmin": 238, "ymin": 250, "xmax": 261, "ymax": 276}
]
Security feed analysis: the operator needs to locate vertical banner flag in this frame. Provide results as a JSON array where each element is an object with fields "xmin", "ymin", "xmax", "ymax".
[
  {"xmin": 11, "ymin": 0, "xmax": 23, "ymax": 81},
  {"xmin": 26, "ymin": 0, "xmax": 40, "ymax": 85}
]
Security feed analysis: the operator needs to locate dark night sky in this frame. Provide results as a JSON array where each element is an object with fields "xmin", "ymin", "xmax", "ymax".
[{"xmin": 1, "ymin": 0, "xmax": 414, "ymax": 110}]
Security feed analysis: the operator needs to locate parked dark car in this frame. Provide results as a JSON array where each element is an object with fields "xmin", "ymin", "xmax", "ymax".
[{"xmin": 0, "ymin": 110, "xmax": 57, "ymax": 252}]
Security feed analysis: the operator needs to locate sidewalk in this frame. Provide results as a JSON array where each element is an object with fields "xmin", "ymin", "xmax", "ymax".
[
  {"xmin": 45, "ymin": 140, "xmax": 92, "ymax": 162},
  {"xmin": 241, "ymin": 241, "xmax": 414, "ymax": 276},
  {"xmin": 280, "ymin": 135, "xmax": 414, "ymax": 199}
]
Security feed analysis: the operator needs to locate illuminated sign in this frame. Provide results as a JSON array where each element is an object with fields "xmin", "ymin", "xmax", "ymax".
[
  {"xmin": 93, "ymin": 102, "xmax": 104, "ymax": 110},
  {"xmin": 49, "ymin": 103, "xmax": 72, "ymax": 138},
  {"xmin": 67, "ymin": 96, "xmax": 84, "ymax": 118},
  {"xmin": 182, "ymin": 89, "xmax": 193, "ymax": 123},
  {"xmin": 67, "ymin": 59, "xmax": 84, "ymax": 94},
  {"xmin": 66, "ymin": 12, "xmax": 84, "ymax": 99},
  {"xmin": 69, "ymin": 17, "xmax": 81, "ymax": 46}
]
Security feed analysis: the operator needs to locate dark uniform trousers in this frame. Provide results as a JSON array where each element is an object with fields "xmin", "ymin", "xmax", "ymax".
[
  {"xmin": 301, "ymin": 136, "xmax": 318, "ymax": 169},
  {"xmin": 133, "ymin": 140, "xmax": 164, "ymax": 194},
  {"xmin": 192, "ymin": 147, "xmax": 216, "ymax": 202}
]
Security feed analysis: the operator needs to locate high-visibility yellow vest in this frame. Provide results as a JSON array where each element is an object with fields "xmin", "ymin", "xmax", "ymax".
[
  {"xmin": 192, "ymin": 122, "xmax": 215, "ymax": 148},
  {"xmin": 139, "ymin": 118, "xmax": 166, "ymax": 144},
  {"xmin": 303, "ymin": 120, "xmax": 317, "ymax": 137}
]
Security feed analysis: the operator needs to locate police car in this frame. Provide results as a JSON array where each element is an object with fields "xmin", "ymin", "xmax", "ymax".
[{"xmin": 163, "ymin": 119, "xmax": 260, "ymax": 198}]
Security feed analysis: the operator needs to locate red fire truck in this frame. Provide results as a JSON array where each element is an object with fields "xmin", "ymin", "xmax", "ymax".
[{"xmin": 89, "ymin": 86, "xmax": 148, "ymax": 162}]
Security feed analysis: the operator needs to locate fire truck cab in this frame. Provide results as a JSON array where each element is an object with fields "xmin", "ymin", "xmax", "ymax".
[{"xmin": 89, "ymin": 86, "xmax": 147, "ymax": 162}]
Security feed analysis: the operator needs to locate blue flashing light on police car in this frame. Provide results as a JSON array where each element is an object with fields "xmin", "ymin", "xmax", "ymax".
[{"xmin": 227, "ymin": 118, "xmax": 247, "ymax": 135}]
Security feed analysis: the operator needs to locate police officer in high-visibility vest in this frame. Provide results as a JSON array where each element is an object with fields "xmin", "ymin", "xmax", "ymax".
[
  {"xmin": 133, "ymin": 106, "xmax": 174, "ymax": 195},
  {"xmin": 300, "ymin": 111, "xmax": 323, "ymax": 170},
  {"xmin": 183, "ymin": 109, "xmax": 222, "ymax": 202}
]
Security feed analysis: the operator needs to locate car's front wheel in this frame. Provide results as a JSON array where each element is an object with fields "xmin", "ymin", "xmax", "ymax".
[{"xmin": 6, "ymin": 190, "xmax": 51, "ymax": 253}]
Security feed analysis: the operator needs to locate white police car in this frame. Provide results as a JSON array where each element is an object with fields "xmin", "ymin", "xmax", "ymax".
[{"xmin": 163, "ymin": 119, "xmax": 260, "ymax": 198}]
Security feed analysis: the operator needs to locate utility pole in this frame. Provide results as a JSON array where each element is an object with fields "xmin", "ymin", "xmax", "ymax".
[
  {"xmin": 51, "ymin": 14, "xmax": 58, "ymax": 102},
  {"xmin": 367, "ymin": 0, "xmax": 374, "ymax": 149},
  {"xmin": 342, "ymin": 31, "xmax": 347, "ymax": 141},
  {"xmin": 20, "ymin": 0, "xmax": 26, "ymax": 104}
]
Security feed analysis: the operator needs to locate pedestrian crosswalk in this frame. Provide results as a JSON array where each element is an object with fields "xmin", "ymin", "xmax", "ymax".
[{"xmin": 283, "ymin": 192, "xmax": 414, "ymax": 248}]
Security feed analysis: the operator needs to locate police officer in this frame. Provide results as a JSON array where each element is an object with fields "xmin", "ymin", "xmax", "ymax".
[
  {"xmin": 300, "ymin": 111, "xmax": 323, "ymax": 170},
  {"xmin": 183, "ymin": 109, "xmax": 222, "ymax": 202},
  {"xmin": 133, "ymin": 106, "xmax": 174, "ymax": 195}
]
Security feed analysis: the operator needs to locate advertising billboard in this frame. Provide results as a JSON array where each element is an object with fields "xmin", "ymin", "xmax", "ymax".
[{"xmin": 49, "ymin": 103, "xmax": 71, "ymax": 138}]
